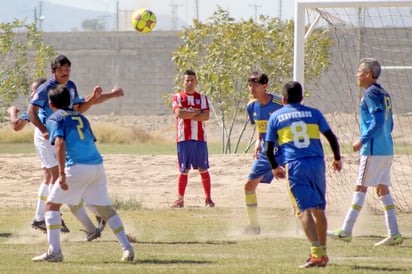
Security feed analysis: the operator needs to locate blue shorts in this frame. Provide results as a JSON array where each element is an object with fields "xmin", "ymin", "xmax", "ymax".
[
  {"xmin": 286, "ymin": 157, "xmax": 326, "ymax": 213},
  {"xmin": 248, "ymin": 155, "xmax": 274, "ymax": 184},
  {"xmin": 177, "ymin": 140, "xmax": 209, "ymax": 173}
]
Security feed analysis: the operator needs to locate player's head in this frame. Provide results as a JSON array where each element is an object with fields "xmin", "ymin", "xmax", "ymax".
[
  {"xmin": 358, "ymin": 58, "xmax": 381, "ymax": 79},
  {"xmin": 248, "ymin": 71, "xmax": 268, "ymax": 85},
  {"xmin": 48, "ymin": 84, "xmax": 71, "ymax": 110},
  {"xmin": 282, "ymin": 81, "xmax": 303, "ymax": 104},
  {"xmin": 51, "ymin": 54, "xmax": 71, "ymax": 85},
  {"xmin": 30, "ymin": 78, "xmax": 47, "ymax": 98},
  {"xmin": 182, "ymin": 69, "xmax": 197, "ymax": 92}
]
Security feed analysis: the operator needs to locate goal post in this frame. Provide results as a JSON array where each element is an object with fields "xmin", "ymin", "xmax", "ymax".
[{"xmin": 293, "ymin": 0, "xmax": 412, "ymax": 212}]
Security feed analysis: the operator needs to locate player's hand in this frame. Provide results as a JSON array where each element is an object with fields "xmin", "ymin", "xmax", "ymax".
[
  {"xmin": 59, "ymin": 174, "xmax": 68, "ymax": 190},
  {"xmin": 332, "ymin": 159, "xmax": 342, "ymax": 172},
  {"xmin": 91, "ymin": 86, "xmax": 103, "ymax": 102},
  {"xmin": 111, "ymin": 86, "xmax": 124, "ymax": 97},
  {"xmin": 272, "ymin": 166, "xmax": 285, "ymax": 179},
  {"xmin": 352, "ymin": 140, "xmax": 363, "ymax": 152},
  {"xmin": 42, "ymin": 131, "xmax": 50, "ymax": 140},
  {"xmin": 7, "ymin": 105, "xmax": 19, "ymax": 115}
]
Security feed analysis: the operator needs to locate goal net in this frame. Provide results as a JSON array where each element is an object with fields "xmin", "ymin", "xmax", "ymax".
[{"xmin": 294, "ymin": 0, "xmax": 412, "ymax": 212}]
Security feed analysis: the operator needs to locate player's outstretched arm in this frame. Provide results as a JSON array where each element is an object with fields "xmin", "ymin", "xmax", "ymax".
[{"xmin": 8, "ymin": 106, "xmax": 28, "ymax": 131}]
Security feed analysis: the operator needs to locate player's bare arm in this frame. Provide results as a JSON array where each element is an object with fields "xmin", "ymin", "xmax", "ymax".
[
  {"xmin": 54, "ymin": 137, "xmax": 68, "ymax": 191},
  {"xmin": 28, "ymin": 104, "xmax": 49, "ymax": 138},
  {"xmin": 75, "ymin": 86, "xmax": 103, "ymax": 113},
  {"xmin": 8, "ymin": 105, "xmax": 28, "ymax": 131}
]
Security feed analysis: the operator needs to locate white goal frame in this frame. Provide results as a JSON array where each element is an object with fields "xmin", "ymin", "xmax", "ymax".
[{"xmin": 293, "ymin": 0, "xmax": 412, "ymax": 85}]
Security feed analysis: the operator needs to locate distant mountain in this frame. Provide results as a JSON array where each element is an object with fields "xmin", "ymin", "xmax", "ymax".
[{"xmin": 0, "ymin": 0, "xmax": 186, "ymax": 32}]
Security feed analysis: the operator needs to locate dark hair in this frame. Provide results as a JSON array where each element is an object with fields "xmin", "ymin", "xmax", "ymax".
[
  {"xmin": 51, "ymin": 54, "xmax": 71, "ymax": 71},
  {"xmin": 282, "ymin": 81, "xmax": 303, "ymax": 104},
  {"xmin": 184, "ymin": 69, "xmax": 196, "ymax": 78},
  {"xmin": 248, "ymin": 71, "xmax": 269, "ymax": 85},
  {"xmin": 33, "ymin": 77, "xmax": 47, "ymax": 88},
  {"xmin": 48, "ymin": 84, "xmax": 71, "ymax": 109}
]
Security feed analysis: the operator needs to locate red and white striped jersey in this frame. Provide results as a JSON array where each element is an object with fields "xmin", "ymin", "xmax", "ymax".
[{"xmin": 172, "ymin": 91, "xmax": 209, "ymax": 142}]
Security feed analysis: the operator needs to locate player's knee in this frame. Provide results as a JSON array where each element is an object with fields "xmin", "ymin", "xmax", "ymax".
[{"xmin": 96, "ymin": 205, "xmax": 117, "ymax": 220}]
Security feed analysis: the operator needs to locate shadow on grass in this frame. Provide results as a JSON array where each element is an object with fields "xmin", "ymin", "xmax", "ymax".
[
  {"xmin": 351, "ymin": 265, "xmax": 410, "ymax": 272},
  {"xmin": 0, "ymin": 233, "xmax": 12, "ymax": 238},
  {"xmin": 137, "ymin": 259, "xmax": 213, "ymax": 265},
  {"xmin": 136, "ymin": 240, "xmax": 237, "ymax": 245}
]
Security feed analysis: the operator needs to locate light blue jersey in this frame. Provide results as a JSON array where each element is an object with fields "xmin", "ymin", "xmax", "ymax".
[
  {"xmin": 359, "ymin": 83, "xmax": 393, "ymax": 155},
  {"xmin": 31, "ymin": 79, "xmax": 84, "ymax": 125},
  {"xmin": 18, "ymin": 110, "xmax": 30, "ymax": 121},
  {"xmin": 46, "ymin": 109, "xmax": 103, "ymax": 167}
]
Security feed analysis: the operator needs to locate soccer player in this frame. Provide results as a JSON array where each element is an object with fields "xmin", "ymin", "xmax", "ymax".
[
  {"xmin": 170, "ymin": 69, "xmax": 215, "ymax": 208},
  {"xmin": 32, "ymin": 85, "xmax": 134, "ymax": 262},
  {"xmin": 265, "ymin": 81, "xmax": 342, "ymax": 268},
  {"xmin": 328, "ymin": 58, "xmax": 403, "ymax": 246},
  {"xmin": 28, "ymin": 54, "xmax": 122, "ymax": 239},
  {"xmin": 244, "ymin": 71, "xmax": 282, "ymax": 235},
  {"xmin": 8, "ymin": 78, "xmax": 70, "ymax": 233}
]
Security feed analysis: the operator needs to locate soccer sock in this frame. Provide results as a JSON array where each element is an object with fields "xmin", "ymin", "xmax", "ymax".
[
  {"xmin": 200, "ymin": 171, "xmax": 211, "ymax": 200},
  {"xmin": 341, "ymin": 191, "xmax": 366, "ymax": 234},
  {"xmin": 34, "ymin": 182, "xmax": 48, "ymax": 221},
  {"xmin": 310, "ymin": 242, "xmax": 325, "ymax": 258},
  {"xmin": 45, "ymin": 210, "xmax": 61, "ymax": 254},
  {"xmin": 380, "ymin": 194, "xmax": 400, "ymax": 236},
  {"xmin": 69, "ymin": 202, "xmax": 96, "ymax": 233},
  {"xmin": 177, "ymin": 173, "xmax": 188, "ymax": 199},
  {"xmin": 106, "ymin": 214, "xmax": 131, "ymax": 250},
  {"xmin": 245, "ymin": 191, "xmax": 259, "ymax": 227}
]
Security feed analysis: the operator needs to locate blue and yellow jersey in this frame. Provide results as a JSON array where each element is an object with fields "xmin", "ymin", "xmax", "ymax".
[
  {"xmin": 46, "ymin": 109, "xmax": 103, "ymax": 167},
  {"xmin": 246, "ymin": 94, "xmax": 282, "ymax": 154},
  {"xmin": 266, "ymin": 103, "xmax": 331, "ymax": 163},
  {"xmin": 359, "ymin": 83, "xmax": 393, "ymax": 155}
]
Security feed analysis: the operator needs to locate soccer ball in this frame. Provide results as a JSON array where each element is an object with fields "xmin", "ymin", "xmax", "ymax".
[{"xmin": 131, "ymin": 8, "xmax": 157, "ymax": 33}]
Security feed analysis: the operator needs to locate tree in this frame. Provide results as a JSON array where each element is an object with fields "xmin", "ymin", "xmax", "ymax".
[
  {"xmin": 171, "ymin": 7, "xmax": 333, "ymax": 154},
  {"xmin": 0, "ymin": 19, "xmax": 56, "ymax": 121}
]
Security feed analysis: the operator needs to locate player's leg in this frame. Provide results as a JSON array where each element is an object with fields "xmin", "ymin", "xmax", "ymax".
[
  {"xmin": 86, "ymin": 164, "xmax": 134, "ymax": 261},
  {"xmin": 171, "ymin": 141, "xmax": 190, "ymax": 208},
  {"xmin": 244, "ymin": 177, "xmax": 261, "ymax": 234},
  {"xmin": 244, "ymin": 158, "xmax": 274, "ymax": 234},
  {"xmin": 32, "ymin": 168, "xmax": 50, "ymax": 232},
  {"xmin": 329, "ymin": 156, "xmax": 372, "ymax": 241},
  {"xmin": 195, "ymin": 141, "xmax": 214, "ymax": 207},
  {"xmin": 373, "ymin": 157, "xmax": 403, "ymax": 246}
]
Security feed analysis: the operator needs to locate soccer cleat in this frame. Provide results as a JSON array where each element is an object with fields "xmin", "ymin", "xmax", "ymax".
[
  {"xmin": 60, "ymin": 218, "xmax": 70, "ymax": 233},
  {"xmin": 298, "ymin": 255, "xmax": 329, "ymax": 268},
  {"xmin": 374, "ymin": 233, "xmax": 404, "ymax": 247},
  {"xmin": 83, "ymin": 228, "xmax": 101, "ymax": 242},
  {"xmin": 244, "ymin": 225, "xmax": 261, "ymax": 235},
  {"xmin": 327, "ymin": 228, "xmax": 352, "ymax": 242},
  {"xmin": 31, "ymin": 220, "xmax": 47, "ymax": 233},
  {"xmin": 96, "ymin": 216, "xmax": 106, "ymax": 232},
  {"xmin": 121, "ymin": 246, "xmax": 135, "ymax": 262},
  {"xmin": 205, "ymin": 198, "xmax": 215, "ymax": 208},
  {"xmin": 170, "ymin": 199, "xmax": 184, "ymax": 208},
  {"xmin": 32, "ymin": 251, "xmax": 63, "ymax": 262}
]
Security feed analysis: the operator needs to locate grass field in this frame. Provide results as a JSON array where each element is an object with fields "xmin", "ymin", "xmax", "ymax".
[{"xmin": 1, "ymin": 207, "xmax": 412, "ymax": 274}]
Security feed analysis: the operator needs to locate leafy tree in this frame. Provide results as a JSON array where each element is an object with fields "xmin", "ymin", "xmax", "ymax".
[
  {"xmin": 0, "ymin": 19, "xmax": 56, "ymax": 120},
  {"xmin": 171, "ymin": 7, "xmax": 333, "ymax": 154}
]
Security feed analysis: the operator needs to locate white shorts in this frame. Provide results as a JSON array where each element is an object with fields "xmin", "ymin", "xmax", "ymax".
[
  {"xmin": 356, "ymin": 155, "xmax": 392, "ymax": 187},
  {"xmin": 34, "ymin": 127, "xmax": 57, "ymax": 168},
  {"xmin": 48, "ymin": 163, "xmax": 112, "ymax": 206}
]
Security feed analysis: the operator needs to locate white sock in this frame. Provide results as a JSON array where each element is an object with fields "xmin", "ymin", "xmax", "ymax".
[
  {"xmin": 107, "ymin": 214, "xmax": 131, "ymax": 250},
  {"xmin": 45, "ymin": 211, "xmax": 61, "ymax": 254},
  {"xmin": 69, "ymin": 203, "xmax": 96, "ymax": 233},
  {"xmin": 341, "ymin": 191, "xmax": 366, "ymax": 234},
  {"xmin": 34, "ymin": 182, "xmax": 48, "ymax": 221},
  {"xmin": 380, "ymin": 194, "xmax": 400, "ymax": 236}
]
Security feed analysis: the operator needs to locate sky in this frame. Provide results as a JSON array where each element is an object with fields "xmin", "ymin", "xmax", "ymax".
[{"xmin": 44, "ymin": 0, "xmax": 296, "ymax": 24}]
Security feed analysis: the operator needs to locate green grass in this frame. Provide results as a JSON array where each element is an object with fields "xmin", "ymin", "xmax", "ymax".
[{"xmin": 1, "ymin": 207, "xmax": 412, "ymax": 273}]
